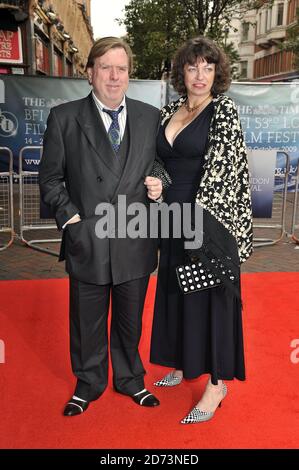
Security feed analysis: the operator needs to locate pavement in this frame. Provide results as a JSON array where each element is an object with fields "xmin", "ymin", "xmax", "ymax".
[{"xmin": 1, "ymin": 226, "xmax": 298, "ymax": 281}]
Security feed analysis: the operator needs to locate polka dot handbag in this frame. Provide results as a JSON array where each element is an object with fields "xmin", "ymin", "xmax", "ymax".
[{"xmin": 175, "ymin": 258, "xmax": 236, "ymax": 294}]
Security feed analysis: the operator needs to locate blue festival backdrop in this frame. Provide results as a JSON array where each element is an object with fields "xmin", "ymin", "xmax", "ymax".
[{"xmin": 0, "ymin": 76, "xmax": 298, "ymax": 218}]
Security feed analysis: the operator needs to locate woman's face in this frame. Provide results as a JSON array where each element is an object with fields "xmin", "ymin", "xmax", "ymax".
[{"xmin": 183, "ymin": 57, "xmax": 215, "ymax": 98}]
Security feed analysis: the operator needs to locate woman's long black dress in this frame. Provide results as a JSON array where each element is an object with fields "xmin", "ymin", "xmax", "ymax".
[{"xmin": 150, "ymin": 102, "xmax": 246, "ymax": 384}]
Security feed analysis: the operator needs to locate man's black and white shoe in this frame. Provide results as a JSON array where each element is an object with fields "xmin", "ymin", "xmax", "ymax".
[
  {"xmin": 132, "ymin": 388, "xmax": 160, "ymax": 407},
  {"xmin": 63, "ymin": 396, "xmax": 89, "ymax": 416}
]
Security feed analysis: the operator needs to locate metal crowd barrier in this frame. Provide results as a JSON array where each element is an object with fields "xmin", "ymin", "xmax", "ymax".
[
  {"xmin": 253, "ymin": 151, "xmax": 290, "ymax": 247},
  {"xmin": 19, "ymin": 146, "xmax": 61, "ymax": 256},
  {"xmin": 0, "ymin": 147, "xmax": 14, "ymax": 251},
  {"xmin": 290, "ymin": 163, "xmax": 299, "ymax": 244},
  {"xmin": 3, "ymin": 145, "xmax": 298, "ymax": 256}
]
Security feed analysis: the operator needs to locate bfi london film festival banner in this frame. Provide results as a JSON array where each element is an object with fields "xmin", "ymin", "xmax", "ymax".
[
  {"xmin": 229, "ymin": 83, "xmax": 299, "ymax": 218},
  {"xmin": 0, "ymin": 75, "xmax": 166, "ymax": 174}
]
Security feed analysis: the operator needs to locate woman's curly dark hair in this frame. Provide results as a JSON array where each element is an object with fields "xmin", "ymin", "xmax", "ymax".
[{"xmin": 171, "ymin": 36, "xmax": 231, "ymax": 96}]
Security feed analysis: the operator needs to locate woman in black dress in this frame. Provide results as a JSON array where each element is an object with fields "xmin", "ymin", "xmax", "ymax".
[{"xmin": 150, "ymin": 37, "xmax": 253, "ymax": 424}]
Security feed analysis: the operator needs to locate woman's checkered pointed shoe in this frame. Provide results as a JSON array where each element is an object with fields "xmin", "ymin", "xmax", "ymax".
[
  {"xmin": 181, "ymin": 383, "xmax": 227, "ymax": 424},
  {"xmin": 154, "ymin": 371, "xmax": 183, "ymax": 387}
]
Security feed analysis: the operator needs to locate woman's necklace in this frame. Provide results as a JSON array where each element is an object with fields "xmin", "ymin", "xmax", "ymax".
[{"xmin": 185, "ymin": 94, "xmax": 212, "ymax": 113}]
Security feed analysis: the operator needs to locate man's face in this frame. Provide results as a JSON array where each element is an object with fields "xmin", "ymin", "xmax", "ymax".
[{"xmin": 87, "ymin": 47, "xmax": 129, "ymax": 109}]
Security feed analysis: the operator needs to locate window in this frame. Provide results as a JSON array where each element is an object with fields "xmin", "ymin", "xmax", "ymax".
[
  {"xmin": 35, "ymin": 35, "xmax": 49, "ymax": 74},
  {"xmin": 287, "ymin": 0, "xmax": 298, "ymax": 23},
  {"xmin": 277, "ymin": 3, "xmax": 284, "ymax": 26},
  {"xmin": 266, "ymin": 8, "xmax": 272, "ymax": 31},
  {"xmin": 268, "ymin": 7, "xmax": 272, "ymax": 29},
  {"xmin": 258, "ymin": 12, "xmax": 262, "ymax": 34},
  {"xmin": 255, "ymin": 59, "xmax": 261, "ymax": 78},
  {"xmin": 53, "ymin": 49, "xmax": 63, "ymax": 76},
  {"xmin": 65, "ymin": 59, "xmax": 71, "ymax": 77},
  {"xmin": 265, "ymin": 10, "xmax": 269, "ymax": 31},
  {"xmin": 240, "ymin": 61, "xmax": 248, "ymax": 78},
  {"xmin": 269, "ymin": 56, "xmax": 273, "ymax": 75},
  {"xmin": 273, "ymin": 53, "xmax": 277, "ymax": 73},
  {"xmin": 286, "ymin": 51, "xmax": 293, "ymax": 70},
  {"xmin": 242, "ymin": 22, "xmax": 250, "ymax": 41}
]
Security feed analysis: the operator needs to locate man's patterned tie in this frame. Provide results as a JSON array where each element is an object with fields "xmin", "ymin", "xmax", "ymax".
[{"xmin": 102, "ymin": 106, "xmax": 124, "ymax": 154}]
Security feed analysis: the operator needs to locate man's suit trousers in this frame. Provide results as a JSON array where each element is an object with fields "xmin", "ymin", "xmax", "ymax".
[{"xmin": 69, "ymin": 275, "xmax": 150, "ymax": 401}]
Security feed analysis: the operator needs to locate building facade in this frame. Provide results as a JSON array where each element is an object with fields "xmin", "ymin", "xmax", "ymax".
[
  {"xmin": 254, "ymin": 0, "xmax": 298, "ymax": 81},
  {"xmin": 229, "ymin": 0, "xmax": 299, "ymax": 81},
  {"xmin": 0, "ymin": 0, "xmax": 94, "ymax": 77}
]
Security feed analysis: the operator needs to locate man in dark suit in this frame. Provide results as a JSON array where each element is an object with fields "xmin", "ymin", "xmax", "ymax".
[{"xmin": 39, "ymin": 37, "xmax": 164, "ymax": 416}]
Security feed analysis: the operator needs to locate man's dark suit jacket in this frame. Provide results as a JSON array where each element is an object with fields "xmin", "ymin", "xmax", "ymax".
[{"xmin": 39, "ymin": 93, "xmax": 161, "ymax": 285}]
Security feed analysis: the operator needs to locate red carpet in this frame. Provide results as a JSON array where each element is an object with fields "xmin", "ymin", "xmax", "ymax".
[{"xmin": 0, "ymin": 273, "xmax": 298, "ymax": 449}]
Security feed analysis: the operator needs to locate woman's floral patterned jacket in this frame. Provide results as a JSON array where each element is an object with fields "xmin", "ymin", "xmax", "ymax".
[{"xmin": 161, "ymin": 94, "xmax": 253, "ymax": 263}]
